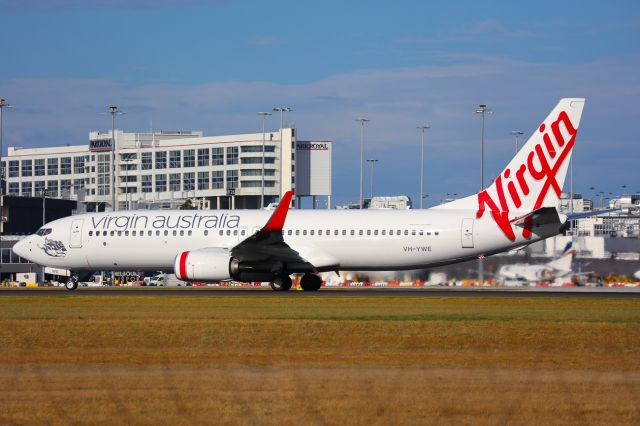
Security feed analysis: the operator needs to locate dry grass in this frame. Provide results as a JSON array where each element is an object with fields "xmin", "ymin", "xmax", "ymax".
[{"xmin": 0, "ymin": 294, "xmax": 639, "ymax": 425}]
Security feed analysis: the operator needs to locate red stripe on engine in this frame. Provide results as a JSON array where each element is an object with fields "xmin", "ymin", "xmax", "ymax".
[{"xmin": 179, "ymin": 251, "xmax": 189, "ymax": 280}]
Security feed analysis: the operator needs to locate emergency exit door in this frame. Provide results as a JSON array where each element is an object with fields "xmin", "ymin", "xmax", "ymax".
[{"xmin": 461, "ymin": 218, "xmax": 474, "ymax": 248}]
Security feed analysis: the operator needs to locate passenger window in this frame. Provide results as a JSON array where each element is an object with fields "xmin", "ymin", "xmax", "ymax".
[
  {"xmin": 110, "ymin": 231, "xmax": 115, "ymax": 236},
  {"xmin": 204, "ymin": 230, "xmax": 209, "ymax": 236},
  {"xmin": 219, "ymin": 230, "xmax": 224, "ymax": 236},
  {"xmin": 241, "ymin": 230, "xmax": 246, "ymax": 236},
  {"xmin": 389, "ymin": 230, "xmax": 393, "ymax": 236},
  {"xmin": 89, "ymin": 231, "xmax": 93, "ymax": 236},
  {"xmin": 359, "ymin": 230, "xmax": 363, "ymax": 236},
  {"xmin": 326, "ymin": 230, "xmax": 330, "ymax": 235},
  {"xmin": 303, "ymin": 230, "xmax": 307, "ymax": 236},
  {"xmin": 427, "ymin": 232, "xmax": 431, "ymax": 236},
  {"xmin": 180, "ymin": 230, "xmax": 185, "ymax": 236},
  {"xmin": 366, "ymin": 230, "xmax": 371, "ymax": 236},
  {"xmin": 287, "ymin": 230, "xmax": 292, "ymax": 236},
  {"xmin": 374, "ymin": 230, "xmax": 378, "ymax": 236},
  {"xmin": 381, "ymin": 230, "xmax": 386, "ymax": 236},
  {"xmin": 226, "ymin": 230, "xmax": 231, "ymax": 236},
  {"xmin": 125, "ymin": 231, "xmax": 130, "ymax": 236},
  {"xmin": 435, "ymin": 231, "xmax": 440, "ymax": 236},
  {"xmin": 164, "ymin": 230, "xmax": 168, "ymax": 236},
  {"xmin": 117, "ymin": 231, "xmax": 122, "ymax": 236},
  {"xmin": 318, "ymin": 230, "xmax": 322, "ymax": 236},
  {"xmin": 132, "ymin": 231, "xmax": 136, "ymax": 236},
  {"xmin": 411, "ymin": 230, "xmax": 416, "ymax": 236},
  {"xmin": 350, "ymin": 230, "xmax": 355, "ymax": 236},
  {"xmin": 334, "ymin": 230, "xmax": 339, "ymax": 236},
  {"xmin": 233, "ymin": 230, "xmax": 238, "ymax": 236},
  {"xmin": 404, "ymin": 230, "xmax": 408, "ymax": 236},
  {"xmin": 295, "ymin": 230, "xmax": 300, "ymax": 236},
  {"xmin": 172, "ymin": 230, "xmax": 177, "ymax": 236},
  {"xmin": 155, "ymin": 230, "xmax": 159, "ymax": 236},
  {"xmin": 419, "ymin": 230, "xmax": 423, "ymax": 236},
  {"xmin": 341, "ymin": 230, "xmax": 346, "ymax": 236}
]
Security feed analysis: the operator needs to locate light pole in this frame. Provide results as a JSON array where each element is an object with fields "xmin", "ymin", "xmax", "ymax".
[
  {"xmin": 366, "ymin": 159, "xmax": 378, "ymax": 199},
  {"xmin": 0, "ymin": 98, "xmax": 13, "ymax": 270},
  {"xmin": 257, "ymin": 112, "xmax": 272, "ymax": 208},
  {"xmin": 107, "ymin": 106, "xmax": 124, "ymax": 212},
  {"xmin": 272, "ymin": 107, "xmax": 292, "ymax": 201},
  {"xmin": 42, "ymin": 189, "xmax": 47, "ymax": 283},
  {"xmin": 475, "ymin": 104, "xmax": 492, "ymax": 285},
  {"xmin": 417, "ymin": 125, "xmax": 430, "ymax": 208},
  {"xmin": 356, "ymin": 118, "xmax": 370, "ymax": 209},
  {"xmin": 511, "ymin": 130, "xmax": 523, "ymax": 154}
]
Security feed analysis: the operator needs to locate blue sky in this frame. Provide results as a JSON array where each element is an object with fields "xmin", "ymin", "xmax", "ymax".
[{"xmin": 1, "ymin": 0, "xmax": 639, "ymax": 206}]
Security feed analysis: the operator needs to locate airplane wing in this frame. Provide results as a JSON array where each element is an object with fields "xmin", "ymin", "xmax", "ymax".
[
  {"xmin": 230, "ymin": 191, "xmax": 337, "ymax": 271},
  {"xmin": 566, "ymin": 208, "xmax": 619, "ymax": 220}
]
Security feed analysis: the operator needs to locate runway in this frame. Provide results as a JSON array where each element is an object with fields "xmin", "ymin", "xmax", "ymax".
[{"xmin": 2, "ymin": 287, "xmax": 639, "ymax": 298}]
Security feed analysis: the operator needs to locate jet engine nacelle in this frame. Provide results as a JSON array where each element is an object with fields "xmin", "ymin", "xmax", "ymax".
[
  {"xmin": 174, "ymin": 248, "xmax": 280, "ymax": 282},
  {"xmin": 175, "ymin": 248, "xmax": 234, "ymax": 282}
]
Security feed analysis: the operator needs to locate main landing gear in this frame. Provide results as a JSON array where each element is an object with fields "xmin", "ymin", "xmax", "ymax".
[
  {"xmin": 270, "ymin": 275, "xmax": 293, "ymax": 291},
  {"xmin": 65, "ymin": 276, "xmax": 79, "ymax": 291},
  {"xmin": 269, "ymin": 274, "xmax": 323, "ymax": 291}
]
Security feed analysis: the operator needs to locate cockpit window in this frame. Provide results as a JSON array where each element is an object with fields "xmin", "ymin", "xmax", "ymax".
[{"xmin": 36, "ymin": 228, "xmax": 52, "ymax": 236}]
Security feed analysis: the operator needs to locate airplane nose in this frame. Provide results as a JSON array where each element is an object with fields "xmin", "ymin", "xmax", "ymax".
[{"xmin": 12, "ymin": 237, "xmax": 31, "ymax": 261}]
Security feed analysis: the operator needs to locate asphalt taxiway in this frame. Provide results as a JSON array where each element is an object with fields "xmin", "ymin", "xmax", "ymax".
[{"xmin": 1, "ymin": 287, "xmax": 639, "ymax": 298}]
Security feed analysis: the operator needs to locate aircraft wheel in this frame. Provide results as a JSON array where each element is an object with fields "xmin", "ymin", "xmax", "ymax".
[
  {"xmin": 270, "ymin": 275, "xmax": 292, "ymax": 291},
  {"xmin": 300, "ymin": 274, "xmax": 322, "ymax": 291},
  {"xmin": 65, "ymin": 278, "xmax": 78, "ymax": 291}
]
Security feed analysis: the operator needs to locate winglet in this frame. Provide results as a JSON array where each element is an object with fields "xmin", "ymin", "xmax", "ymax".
[{"xmin": 261, "ymin": 191, "xmax": 294, "ymax": 232}]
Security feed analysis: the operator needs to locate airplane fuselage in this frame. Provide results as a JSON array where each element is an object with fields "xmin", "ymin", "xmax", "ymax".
[{"xmin": 14, "ymin": 207, "xmax": 556, "ymax": 274}]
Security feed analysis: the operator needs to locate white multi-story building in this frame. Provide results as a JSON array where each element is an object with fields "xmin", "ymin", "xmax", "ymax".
[{"xmin": 4, "ymin": 128, "xmax": 332, "ymax": 211}]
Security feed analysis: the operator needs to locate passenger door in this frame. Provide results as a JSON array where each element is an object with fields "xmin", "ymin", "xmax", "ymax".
[{"xmin": 69, "ymin": 219, "xmax": 83, "ymax": 248}]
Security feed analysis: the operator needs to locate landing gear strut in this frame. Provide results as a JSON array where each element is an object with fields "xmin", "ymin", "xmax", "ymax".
[
  {"xmin": 300, "ymin": 274, "xmax": 322, "ymax": 291},
  {"xmin": 270, "ymin": 275, "xmax": 293, "ymax": 291}
]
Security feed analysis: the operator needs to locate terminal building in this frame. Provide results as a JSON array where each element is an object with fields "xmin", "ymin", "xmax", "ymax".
[{"xmin": 3, "ymin": 127, "xmax": 332, "ymax": 212}]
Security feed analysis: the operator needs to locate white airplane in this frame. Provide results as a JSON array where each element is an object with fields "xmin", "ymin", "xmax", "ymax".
[
  {"xmin": 497, "ymin": 241, "xmax": 575, "ymax": 285},
  {"xmin": 13, "ymin": 98, "xmax": 585, "ymax": 291}
]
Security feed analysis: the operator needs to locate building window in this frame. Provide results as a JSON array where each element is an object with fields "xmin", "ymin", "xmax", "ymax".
[
  {"xmin": 264, "ymin": 169, "xmax": 275, "ymax": 176},
  {"xmin": 212, "ymin": 147, "xmax": 224, "ymax": 165},
  {"xmin": 155, "ymin": 151, "xmax": 167, "ymax": 169},
  {"xmin": 240, "ymin": 181, "xmax": 262, "ymax": 188},
  {"xmin": 241, "ymin": 157, "xmax": 263, "ymax": 164},
  {"xmin": 183, "ymin": 172, "xmax": 195, "ymax": 191},
  {"xmin": 241, "ymin": 169, "xmax": 261, "ymax": 176},
  {"xmin": 74, "ymin": 156, "xmax": 86, "ymax": 174},
  {"xmin": 73, "ymin": 179, "xmax": 85, "ymax": 193},
  {"xmin": 155, "ymin": 174, "xmax": 167, "ymax": 192},
  {"xmin": 8, "ymin": 182, "xmax": 19, "ymax": 195},
  {"xmin": 60, "ymin": 179, "xmax": 72, "ymax": 196},
  {"xmin": 34, "ymin": 159, "xmax": 45, "ymax": 176},
  {"xmin": 35, "ymin": 181, "xmax": 45, "ymax": 195},
  {"xmin": 141, "ymin": 175, "xmax": 152, "ymax": 193},
  {"xmin": 169, "ymin": 173, "xmax": 181, "ymax": 191},
  {"xmin": 183, "ymin": 149, "xmax": 195, "ymax": 168},
  {"xmin": 97, "ymin": 153, "xmax": 111, "ymax": 196},
  {"xmin": 141, "ymin": 152, "xmax": 152, "ymax": 170},
  {"xmin": 226, "ymin": 170, "xmax": 238, "ymax": 189},
  {"xmin": 198, "ymin": 148, "xmax": 209, "ymax": 167},
  {"xmin": 264, "ymin": 181, "xmax": 276, "ymax": 187},
  {"xmin": 47, "ymin": 158, "xmax": 58, "ymax": 175},
  {"xmin": 47, "ymin": 180, "xmax": 59, "ymax": 198},
  {"xmin": 60, "ymin": 157, "xmax": 72, "ymax": 175},
  {"xmin": 226, "ymin": 147, "xmax": 238, "ymax": 165},
  {"xmin": 8, "ymin": 161, "xmax": 19, "ymax": 178},
  {"xmin": 21, "ymin": 181, "xmax": 32, "ymax": 197},
  {"xmin": 169, "ymin": 150, "xmax": 181, "ymax": 168},
  {"xmin": 198, "ymin": 171, "xmax": 210, "ymax": 190},
  {"xmin": 21, "ymin": 160, "xmax": 32, "ymax": 177},
  {"xmin": 211, "ymin": 171, "xmax": 223, "ymax": 189},
  {"xmin": 241, "ymin": 145, "xmax": 275, "ymax": 153}
]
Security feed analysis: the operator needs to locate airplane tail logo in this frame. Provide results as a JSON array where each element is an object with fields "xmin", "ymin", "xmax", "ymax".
[
  {"xmin": 476, "ymin": 98, "xmax": 585, "ymax": 241},
  {"xmin": 436, "ymin": 98, "xmax": 585, "ymax": 242}
]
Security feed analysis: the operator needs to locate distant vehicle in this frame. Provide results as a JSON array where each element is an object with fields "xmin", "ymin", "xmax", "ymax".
[
  {"xmin": 15, "ymin": 99, "xmax": 592, "ymax": 292},
  {"xmin": 497, "ymin": 242, "xmax": 575, "ymax": 285},
  {"xmin": 634, "ymin": 270, "xmax": 640, "ymax": 281},
  {"xmin": 148, "ymin": 273, "xmax": 189, "ymax": 287}
]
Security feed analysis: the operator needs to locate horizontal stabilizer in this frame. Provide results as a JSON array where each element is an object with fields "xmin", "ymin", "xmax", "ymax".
[{"xmin": 510, "ymin": 207, "xmax": 562, "ymax": 229}]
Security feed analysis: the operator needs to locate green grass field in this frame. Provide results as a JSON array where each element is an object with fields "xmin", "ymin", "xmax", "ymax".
[{"xmin": 1, "ymin": 293, "xmax": 639, "ymax": 424}]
